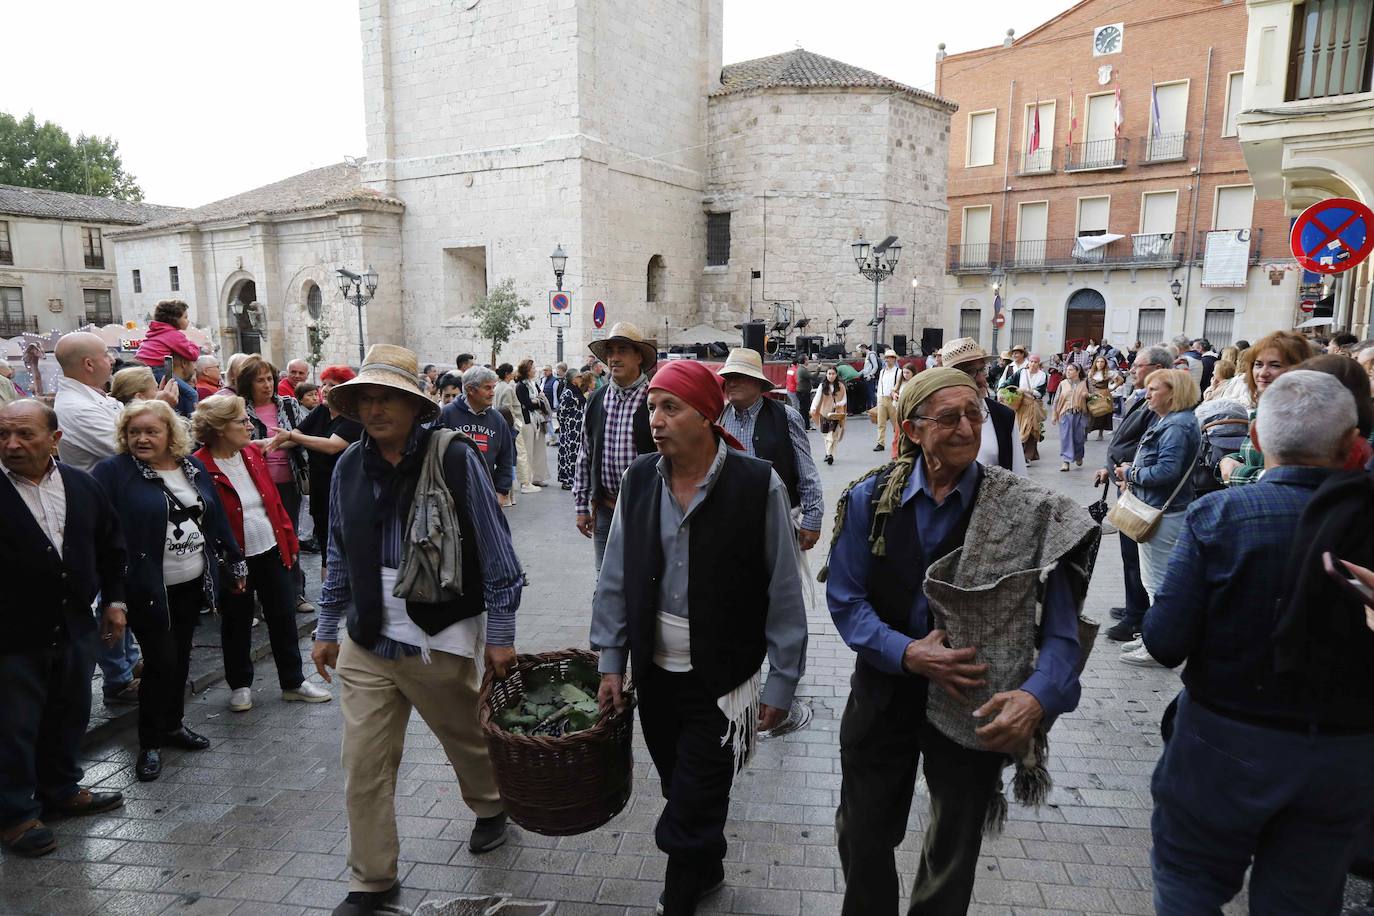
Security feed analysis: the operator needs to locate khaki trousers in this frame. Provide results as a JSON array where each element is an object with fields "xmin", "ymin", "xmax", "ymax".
[
  {"xmin": 337, "ymin": 635, "xmax": 502, "ymax": 892},
  {"xmin": 874, "ymin": 395, "xmax": 896, "ymax": 445}
]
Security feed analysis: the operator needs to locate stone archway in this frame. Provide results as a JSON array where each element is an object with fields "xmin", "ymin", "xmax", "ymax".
[
  {"xmin": 227, "ymin": 278, "xmax": 261, "ymax": 355},
  {"xmin": 1064, "ymin": 288, "xmax": 1106, "ymax": 347}
]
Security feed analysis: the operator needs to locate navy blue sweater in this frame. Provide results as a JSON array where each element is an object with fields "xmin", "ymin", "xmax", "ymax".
[{"xmin": 435, "ymin": 395, "xmax": 515, "ymax": 494}]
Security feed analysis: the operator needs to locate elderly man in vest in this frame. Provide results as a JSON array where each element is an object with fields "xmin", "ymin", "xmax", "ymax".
[
  {"xmin": 0, "ymin": 400, "xmax": 129, "ymax": 858},
  {"xmin": 717, "ymin": 348, "xmax": 824, "ymax": 551},
  {"xmin": 573, "ymin": 322, "xmax": 658, "ymax": 571},
  {"xmin": 823, "ymin": 368, "xmax": 1098, "ymax": 915},
  {"xmin": 939, "ymin": 337, "xmax": 1026, "ymax": 475},
  {"xmin": 310, "ymin": 345, "xmax": 524, "ymax": 916},
  {"xmin": 592, "ymin": 360, "xmax": 808, "ymax": 916}
]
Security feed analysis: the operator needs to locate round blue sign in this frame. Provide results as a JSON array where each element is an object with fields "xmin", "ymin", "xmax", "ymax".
[{"xmin": 593, "ymin": 300, "xmax": 606, "ymax": 329}]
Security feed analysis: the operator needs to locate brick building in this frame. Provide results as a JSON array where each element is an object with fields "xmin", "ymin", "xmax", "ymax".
[{"xmin": 937, "ymin": 0, "xmax": 1297, "ymax": 357}]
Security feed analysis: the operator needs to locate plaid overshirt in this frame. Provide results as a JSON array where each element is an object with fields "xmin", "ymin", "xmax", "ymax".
[{"xmin": 572, "ymin": 374, "xmax": 649, "ymax": 515}]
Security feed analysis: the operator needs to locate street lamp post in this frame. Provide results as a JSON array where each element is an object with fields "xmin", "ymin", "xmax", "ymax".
[
  {"xmin": 550, "ymin": 244, "xmax": 568, "ymax": 364},
  {"xmin": 989, "ymin": 270, "xmax": 1005, "ymax": 356},
  {"xmin": 336, "ymin": 266, "xmax": 379, "ymax": 365},
  {"xmin": 852, "ymin": 235, "xmax": 901, "ymax": 350}
]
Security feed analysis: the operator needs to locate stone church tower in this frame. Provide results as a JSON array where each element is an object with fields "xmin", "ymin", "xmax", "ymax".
[{"xmin": 358, "ymin": 0, "xmax": 723, "ymax": 361}]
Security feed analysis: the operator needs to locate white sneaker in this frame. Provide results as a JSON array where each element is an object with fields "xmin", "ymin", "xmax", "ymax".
[
  {"xmin": 229, "ymin": 688, "xmax": 253, "ymax": 712},
  {"xmin": 1119, "ymin": 645, "xmax": 1164, "ymax": 668},
  {"xmin": 1120, "ymin": 636, "xmax": 1144, "ymax": 653},
  {"xmin": 520, "ymin": 485, "xmax": 540, "ymax": 494},
  {"xmin": 282, "ymin": 681, "xmax": 332, "ymax": 703}
]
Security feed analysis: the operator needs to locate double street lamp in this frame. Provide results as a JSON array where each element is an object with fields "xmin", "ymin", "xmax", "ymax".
[
  {"xmin": 852, "ymin": 235, "xmax": 901, "ymax": 350},
  {"xmin": 336, "ymin": 266, "xmax": 379, "ymax": 365},
  {"xmin": 550, "ymin": 244, "xmax": 568, "ymax": 363}
]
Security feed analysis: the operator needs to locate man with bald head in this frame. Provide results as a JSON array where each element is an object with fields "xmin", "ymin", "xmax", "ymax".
[
  {"xmin": 0, "ymin": 400, "xmax": 128, "ymax": 857},
  {"xmin": 53, "ymin": 332, "xmax": 145, "ymax": 704},
  {"xmin": 279, "ymin": 359, "xmax": 310, "ymax": 398}
]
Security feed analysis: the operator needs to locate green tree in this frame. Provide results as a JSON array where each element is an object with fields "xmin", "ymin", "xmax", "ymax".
[
  {"xmin": 0, "ymin": 112, "xmax": 144, "ymax": 201},
  {"xmin": 473, "ymin": 278, "xmax": 533, "ymax": 365}
]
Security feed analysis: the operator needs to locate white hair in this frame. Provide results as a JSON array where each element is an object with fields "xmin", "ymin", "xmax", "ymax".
[
  {"xmin": 1255, "ymin": 370, "xmax": 1356, "ymax": 464},
  {"xmin": 462, "ymin": 365, "xmax": 498, "ymax": 390},
  {"xmin": 196, "ymin": 354, "xmax": 220, "ymax": 369}
]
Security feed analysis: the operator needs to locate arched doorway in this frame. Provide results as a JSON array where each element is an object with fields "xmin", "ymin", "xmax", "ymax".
[
  {"xmin": 229, "ymin": 279, "xmax": 261, "ymax": 354},
  {"xmin": 1065, "ymin": 288, "xmax": 1106, "ymax": 348}
]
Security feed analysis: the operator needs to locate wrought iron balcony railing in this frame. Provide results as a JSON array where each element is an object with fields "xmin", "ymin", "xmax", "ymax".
[{"xmin": 1064, "ymin": 138, "xmax": 1129, "ymax": 171}]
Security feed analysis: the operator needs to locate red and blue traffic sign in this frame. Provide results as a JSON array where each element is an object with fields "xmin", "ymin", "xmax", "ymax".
[
  {"xmin": 593, "ymin": 300, "xmax": 606, "ymax": 329},
  {"xmin": 1290, "ymin": 197, "xmax": 1374, "ymax": 275},
  {"xmin": 549, "ymin": 291, "xmax": 571, "ymax": 313}
]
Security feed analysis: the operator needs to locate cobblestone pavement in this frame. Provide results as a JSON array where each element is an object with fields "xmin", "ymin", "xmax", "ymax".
[{"xmin": 3, "ymin": 416, "xmax": 1244, "ymax": 915}]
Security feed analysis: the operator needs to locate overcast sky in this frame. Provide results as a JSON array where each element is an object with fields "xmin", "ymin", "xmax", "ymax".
[{"xmin": 4, "ymin": 0, "xmax": 1073, "ymax": 207}]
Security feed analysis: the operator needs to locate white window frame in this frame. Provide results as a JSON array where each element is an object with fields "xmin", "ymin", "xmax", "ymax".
[
  {"xmin": 1212, "ymin": 184, "xmax": 1256, "ymax": 230},
  {"xmin": 1021, "ymin": 100, "xmax": 1056, "ymax": 172},
  {"xmin": 1075, "ymin": 195, "xmax": 1111, "ymax": 235},
  {"xmin": 1083, "ymin": 91, "xmax": 1118, "ymax": 142},
  {"xmin": 961, "ymin": 205, "xmax": 994, "ymax": 267},
  {"xmin": 965, "ymin": 109, "xmax": 998, "ymax": 168},
  {"xmin": 1138, "ymin": 190, "xmax": 1180, "ymax": 234},
  {"xmin": 1222, "ymin": 70, "xmax": 1245, "ymax": 138},
  {"xmin": 1146, "ymin": 79, "xmax": 1190, "ymax": 161}
]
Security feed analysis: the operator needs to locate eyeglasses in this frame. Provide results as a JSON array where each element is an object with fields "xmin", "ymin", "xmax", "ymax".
[
  {"xmin": 913, "ymin": 404, "xmax": 989, "ymax": 430},
  {"xmin": 234, "ymin": 417, "xmax": 253, "ymax": 427}
]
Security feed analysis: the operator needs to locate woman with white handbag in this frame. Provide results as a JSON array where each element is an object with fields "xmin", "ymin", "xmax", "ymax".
[{"xmin": 1110, "ymin": 368, "xmax": 1201, "ymax": 667}]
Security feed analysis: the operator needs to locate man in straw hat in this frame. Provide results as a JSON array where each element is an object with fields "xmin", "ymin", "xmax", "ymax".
[
  {"xmin": 717, "ymin": 347, "xmax": 824, "ymax": 551},
  {"xmin": 874, "ymin": 349, "xmax": 903, "ymax": 451},
  {"xmin": 573, "ymin": 321, "xmax": 659, "ymax": 571},
  {"xmin": 591, "ymin": 359, "xmax": 808, "ymax": 915},
  {"xmin": 310, "ymin": 345, "xmax": 524, "ymax": 916},
  {"xmin": 939, "ymin": 336, "xmax": 1026, "ymax": 474},
  {"xmin": 995, "ymin": 344, "xmax": 1029, "ymax": 390},
  {"xmin": 821, "ymin": 367, "xmax": 1098, "ymax": 915}
]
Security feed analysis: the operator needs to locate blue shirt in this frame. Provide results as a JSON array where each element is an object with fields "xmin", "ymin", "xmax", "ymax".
[{"xmin": 825, "ymin": 457, "xmax": 1082, "ymax": 719}]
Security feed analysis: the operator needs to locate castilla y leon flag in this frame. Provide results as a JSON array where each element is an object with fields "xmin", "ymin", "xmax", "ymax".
[{"xmin": 1030, "ymin": 98, "xmax": 1041, "ymax": 154}]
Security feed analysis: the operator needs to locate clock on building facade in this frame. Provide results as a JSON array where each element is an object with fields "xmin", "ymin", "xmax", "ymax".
[{"xmin": 1093, "ymin": 23, "xmax": 1123, "ymax": 56}]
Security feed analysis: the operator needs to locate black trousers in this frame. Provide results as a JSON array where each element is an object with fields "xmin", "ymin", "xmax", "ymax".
[
  {"xmin": 219, "ymin": 548, "xmax": 306, "ymax": 690},
  {"xmin": 836, "ymin": 675, "xmax": 1004, "ymax": 916},
  {"xmin": 1120, "ymin": 529, "xmax": 1150, "ymax": 628},
  {"xmin": 131, "ymin": 580, "xmax": 203, "ymax": 748},
  {"xmin": 0, "ymin": 630, "xmax": 97, "ymax": 827},
  {"xmin": 797, "ymin": 389, "xmax": 813, "ymax": 429},
  {"xmin": 275, "ymin": 482, "xmax": 307, "ymax": 600},
  {"xmin": 638, "ymin": 665, "xmax": 736, "ymax": 916}
]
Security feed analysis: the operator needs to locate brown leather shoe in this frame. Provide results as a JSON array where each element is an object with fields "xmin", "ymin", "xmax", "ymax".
[
  {"xmin": 43, "ymin": 788, "xmax": 124, "ymax": 819},
  {"xmin": 0, "ymin": 819, "xmax": 56, "ymax": 857}
]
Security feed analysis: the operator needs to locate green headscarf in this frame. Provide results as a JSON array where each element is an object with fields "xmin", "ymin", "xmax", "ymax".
[{"xmin": 818, "ymin": 368, "xmax": 978, "ymax": 581}]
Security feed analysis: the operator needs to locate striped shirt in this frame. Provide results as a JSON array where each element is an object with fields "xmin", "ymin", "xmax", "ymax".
[
  {"xmin": 316, "ymin": 436, "xmax": 523, "ymax": 656},
  {"xmin": 720, "ymin": 398, "xmax": 825, "ymax": 532}
]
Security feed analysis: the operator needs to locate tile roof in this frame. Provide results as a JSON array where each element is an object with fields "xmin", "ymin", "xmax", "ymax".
[
  {"xmin": 716, "ymin": 48, "xmax": 956, "ymax": 110},
  {"xmin": 0, "ymin": 184, "xmax": 181, "ymax": 225},
  {"xmin": 122, "ymin": 161, "xmax": 403, "ymax": 234}
]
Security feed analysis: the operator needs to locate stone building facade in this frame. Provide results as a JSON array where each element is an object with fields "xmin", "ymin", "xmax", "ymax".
[
  {"xmin": 937, "ymin": 0, "xmax": 1296, "ymax": 357},
  {"xmin": 0, "ymin": 185, "xmax": 179, "ymax": 338},
  {"xmin": 110, "ymin": 3, "xmax": 955, "ymax": 369}
]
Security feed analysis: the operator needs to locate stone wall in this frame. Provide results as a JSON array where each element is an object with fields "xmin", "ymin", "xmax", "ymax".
[{"xmin": 702, "ymin": 88, "xmax": 951, "ymax": 349}]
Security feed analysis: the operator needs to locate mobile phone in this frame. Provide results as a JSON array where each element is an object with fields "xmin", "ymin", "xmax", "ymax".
[
  {"xmin": 162, "ymin": 355, "xmax": 175, "ymax": 378},
  {"xmin": 1322, "ymin": 552, "xmax": 1374, "ymax": 605}
]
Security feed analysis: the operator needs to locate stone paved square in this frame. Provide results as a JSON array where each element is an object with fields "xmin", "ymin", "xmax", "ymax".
[{"xmin": 3, "ymin": 423, "xmax": 1251, "ymax": 915}]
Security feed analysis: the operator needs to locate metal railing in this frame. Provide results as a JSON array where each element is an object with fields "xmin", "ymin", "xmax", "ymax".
[
  {"xmin": 1142, "ymin": 131, "xmax": 1189, "ymax": 163},
  {"xmin": 1064, "ymin": 138, "xmax": 1129, "ymax": 171},
  {"xmin": 947, "ymin": 242, "xmax": 998, "ymax": 273},
  {"xmin": 1001, "ymin": 232, "xmax": 1189, "ymax": 270},
  {"xmin": 1017, "ymin": 146, "xmax": 1056, "ymax": 176},
  {"xmin": 84, "ymin": 254, "xmax": 105, "ymax": 269},
  {"xmin": 0, "ymin": 316, "xmax": 38, "ymax": 337},
  {"xmin": 1193, "ymin": 227, "xmax": 1265, "ymax": 264}
]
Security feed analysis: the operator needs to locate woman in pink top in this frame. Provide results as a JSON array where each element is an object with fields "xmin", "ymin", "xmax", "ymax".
[{"xmin": 235, "ymin": 354, "xmax": 313, "ymax": 614}]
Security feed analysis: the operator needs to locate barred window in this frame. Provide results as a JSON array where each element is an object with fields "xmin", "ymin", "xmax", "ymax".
[
  {"xmin": 1203, "ymin": 309, "xmax": 1235, "ymax": 348},
  {"xmin": 132, "ymin": 270, "xmax": 142, "ymax": 294},
  {"xmin": 959, "ymin": 308, "xmax": 982, "ymax": 344},
  {"xmin": 169, "ymin": 266, "xmax": 180, "ymax": 292},
  {"xmin": 1137, "ymin": 308, "xmax": 1167, "ymax": 344},
  {"xmin": 706, "ymin": 213, "xmax": 731, "ymax": 267},
  {"xmin": 83, "ymin": 289, "xmax": 113, "ymax": 325},
  {"xmin": 1010, "ymin": 308, "xmax": 1034, "ymax": 351}
]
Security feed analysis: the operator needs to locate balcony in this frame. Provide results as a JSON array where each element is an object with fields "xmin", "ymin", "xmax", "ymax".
[
  {"xmin": 1016, "ymin": 146, "xmax": 1056, "ymax": 176},
  {"xmin": 1064, "ymin": 138, "xmax": 1129, "ymax": 171},
  {"xmin": 947, "ymin": 242, "xmax": 999, "ymax": 274},
  {"xmin": 1001, "ymin": 232, "xmax": 1189, "ymax": 271},
  {"xmin": 1287, "ymin": 0, "xmax": 1374, "ymax": 100},
  {"xmin": 0, "ymin": 316, "xmax": 38, "ymax": 337},
  {"xmin": 1141, "ymin": 131, "xmax": 1189, "ymax": 164},
  {"xmin": 1193, "ymin": 227, "xmax": 1265, "ymax": 264},
  {"xmin": 84, "ymin": 254, "xmax": 105, "ymax": 269}
]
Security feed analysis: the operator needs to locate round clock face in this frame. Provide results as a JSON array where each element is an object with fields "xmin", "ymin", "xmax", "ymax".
[{"xmin": 1095, "ymin": 25, "xmax": 1122, "ymax": 54}]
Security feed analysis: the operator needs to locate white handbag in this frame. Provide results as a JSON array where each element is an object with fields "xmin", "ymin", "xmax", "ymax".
[{"xmin": 1107, "ymin": 442, "xmax": 1201, "ymax": 543}]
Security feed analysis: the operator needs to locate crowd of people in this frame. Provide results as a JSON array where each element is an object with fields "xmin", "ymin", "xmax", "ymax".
[{"xmin": 7, "ymin": 303, "xmax": 1374, "ymax": 916}]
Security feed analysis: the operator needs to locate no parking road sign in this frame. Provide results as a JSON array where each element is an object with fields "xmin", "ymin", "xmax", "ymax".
[
  {"xmin": 1290, "ymin": 197, "xmax": 1374, "ymax": 275},
  {"xmin": 549, "ymin": 291, "xmax": 572, "ymax": 314}
]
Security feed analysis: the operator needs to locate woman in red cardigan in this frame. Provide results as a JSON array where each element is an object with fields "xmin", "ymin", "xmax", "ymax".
[{"xmin": 192, "ymin": 395, "xmax": 332, "ymax": 713}]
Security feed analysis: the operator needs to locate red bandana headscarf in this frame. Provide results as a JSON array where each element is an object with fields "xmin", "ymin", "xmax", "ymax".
[{"xmin": 648, "ymin": 360, "xmax": 744, "ymax": 451}]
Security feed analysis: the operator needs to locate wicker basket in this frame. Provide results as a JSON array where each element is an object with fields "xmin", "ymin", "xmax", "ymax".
[{"xmin": 477, "ymin": 648, "xmax": 636, "ymax": 836}]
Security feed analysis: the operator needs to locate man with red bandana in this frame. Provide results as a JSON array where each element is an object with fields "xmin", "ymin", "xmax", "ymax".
[{"xmin": 590, "ymin": 360, "xmax": 808, "ymax": 916}]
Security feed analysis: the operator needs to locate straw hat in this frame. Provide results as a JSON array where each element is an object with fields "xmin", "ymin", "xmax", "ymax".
[
  {"xmin": 326, "ymin": 344, "xmax": 439, "ymax": 423},
  {"xmin": 1009, "ymin": 344, "xmax": 1028, "ymax": 356},
  {"xmin": 588, "ymin": 322, "xmax": 658, "ymax": 370},
  {"xmin": 938, "ymin": 336, "xmax": 989, "ymax": 370},
  {"xmin": 717, "ymin": 347, "xmax": 774, "ymax": 389},
  {"xmin": 883, "ymin": 349, "xmax": 899, "ymax": 359}
]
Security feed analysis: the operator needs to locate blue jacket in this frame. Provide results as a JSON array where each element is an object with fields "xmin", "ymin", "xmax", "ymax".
[
  {"xmin": 91, "ymin": 453, "xmax": 244, "ymax": 630},
  {"xmin": 435, "ymin": 395, "xmax": 516, "ymax": 495},
  {"xmin": 1125, "ymin": 408, "xmax": 1200, "ymax": 511},
  {"xmin": 0, "ymin": 462, "xmax": 128, "ymax": 653}
]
